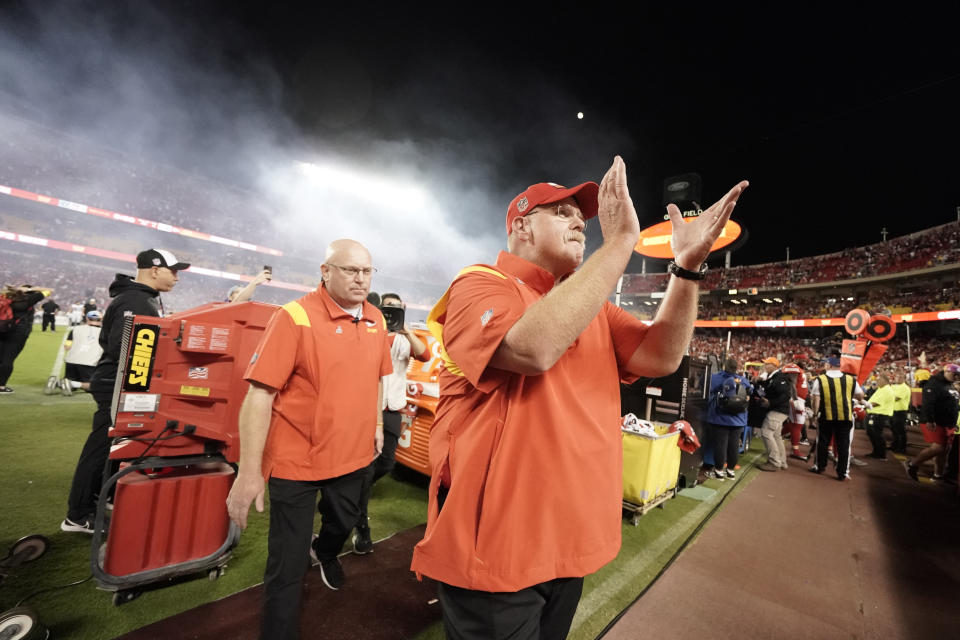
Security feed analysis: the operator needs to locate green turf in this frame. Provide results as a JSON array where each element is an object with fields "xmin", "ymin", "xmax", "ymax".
[{"xmin": 1, "ymin": 328, "xmax": 760, "ymax": 639}]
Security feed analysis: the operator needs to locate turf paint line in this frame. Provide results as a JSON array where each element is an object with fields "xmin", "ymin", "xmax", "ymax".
[
  {"xmin": 570, "ymin": 487, "xmax": 728, "ymax": 634},
  {"xmin": 677, "ymin": 485, "xmax": 717, "ymax": 500},
  {"xmin": 48, "ymin": 329, "xmax": 69, "ymax": 378}
]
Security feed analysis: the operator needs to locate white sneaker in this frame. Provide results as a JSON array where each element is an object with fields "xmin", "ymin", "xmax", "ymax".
[
  {"xmin": 60, "ymin": 378, "xmax": 73, "ymax": 397},
  {"xmin": 725, "ymin": 468, "xmax": 736, "ymax": 479},
  {"xmin": 308, "ymin": 533, "xmax": 319, "ymax": 566},
  {"xmin": 61, "ymin": 516, "xmax": 94, "ymax": 534}
]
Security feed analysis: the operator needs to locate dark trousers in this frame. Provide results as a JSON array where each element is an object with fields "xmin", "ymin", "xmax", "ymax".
[
  {"xmin": 710, "ymin": 423, "xmax": 743, "ymax": 470},
  {"xmin": 262, "ymin": 469, "xmax": 366, "ymax": 640},
  {"xmin": 890, "ymin": 411, "xmax": 908, "ymax": 453},
  {"xmin": 358, "ymin": 409, "xmax": 402, "ymax": 523},
  {"xmin": 66, "ymin": 390, "xmax": 113, "ymax": 521},
  {"xmin": 438, "ymin": 577, "xmax": 584, "ymax": 640},
  {"xmin": 866, "ymin": 414, "xmax": 892, "ymax": 456},
  {"xmin": 42, "ymin": 313, "xmax": 56, "ymax": 331},
  {"xmin": 817, "ymin": 419, "xmax": 853, "ymax": 479},
  {"xmin": 944, "ymin": 433, "xmax": 959, "ymax": 479},
  {"xmin": 0, "ymin": 331, "xmax": 30, "ymax": 386}
]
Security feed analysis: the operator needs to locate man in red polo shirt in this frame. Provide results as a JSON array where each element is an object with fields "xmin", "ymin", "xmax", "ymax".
[
  {"xmin": 226, "ymin": 238, "xmax": 392, "ymax": 640},
  {"xmin": 411, "ymin": 156, "xmax": 748, "ymax": 639}
]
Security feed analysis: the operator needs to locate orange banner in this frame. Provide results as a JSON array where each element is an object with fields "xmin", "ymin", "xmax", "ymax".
[
  {"xmin": 692, "ymin": 310, "xmax": 959, "ymax": 328},
  {"xmin": 634, "ymin": 218, "xmax": 742, "ymax": 259}
]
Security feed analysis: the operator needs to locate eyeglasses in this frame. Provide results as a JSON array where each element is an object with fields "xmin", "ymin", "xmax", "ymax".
[
  {"xmin": 528, "ymin": 203, "xmax": 587, "ymax": 227},
  {"xmin": 327, "ymin": 264, "xmax": 378, "ymax": 278}
]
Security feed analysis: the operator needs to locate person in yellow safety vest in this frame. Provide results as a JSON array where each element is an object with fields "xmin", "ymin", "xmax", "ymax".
[
  {"xmin": 890, "ymin": 373, "xmax": 912, "ymax": 454},
  {"xmin": 865, "ymin": 374, "xmax": 897, "ymax": 459},
  {"xmin": 867, "ymin": 373, "xmax": 897, "ymax": 460}
]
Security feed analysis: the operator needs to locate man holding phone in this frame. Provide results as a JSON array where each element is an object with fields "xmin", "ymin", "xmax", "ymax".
[{"xmin": 227, "ymin": 266, "xmax": 273, "ymax": 303}]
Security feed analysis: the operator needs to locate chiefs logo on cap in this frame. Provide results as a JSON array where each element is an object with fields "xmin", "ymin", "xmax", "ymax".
[{"xmin": 516, "ymin": 196, "xmax": 529, "ymax": 213}]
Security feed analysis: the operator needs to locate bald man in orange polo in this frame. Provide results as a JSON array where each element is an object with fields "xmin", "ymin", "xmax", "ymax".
[
  {"xmin": 227, "ymin": 239, "xmax": 392, "ymax": 640},
  {"xmin": 411, "ymin": 157, "xmax": 748, "ymax": 639}
]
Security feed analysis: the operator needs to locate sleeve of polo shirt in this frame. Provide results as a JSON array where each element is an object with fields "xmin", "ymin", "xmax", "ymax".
[
  {"xmin": 603, "ymin": 302, "xmax": 650, "ymax": 384},
  {"xmin": 243, "ymin": 306, "xmax": 299, "ymax": 391},
  {"xmin": 441, "ymin": 270, "xmax": 524, "ymax": 393},
  {"xmin": 380, "ymin": 331, "xmax": 393, "ymax": 378}
]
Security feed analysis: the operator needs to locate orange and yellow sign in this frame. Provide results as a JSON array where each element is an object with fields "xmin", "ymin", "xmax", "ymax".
[{"xmin": 634, "ymin": 218, "xmax": 742, "ymax": 259}]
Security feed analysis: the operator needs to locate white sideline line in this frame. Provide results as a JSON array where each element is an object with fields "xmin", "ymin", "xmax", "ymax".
[{"xmin": 48, "ymin": 330, "xmax": 70, "ymax": 379}]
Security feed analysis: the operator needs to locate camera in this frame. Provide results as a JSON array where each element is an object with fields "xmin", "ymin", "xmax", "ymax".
[{"xmin": 380, "ymin": 305, "xmax": 405, "ymax": 333}]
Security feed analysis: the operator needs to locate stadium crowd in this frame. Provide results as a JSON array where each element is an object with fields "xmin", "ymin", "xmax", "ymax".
[
  {"xmin": 622, "ymin": 220, "xmax": 960, "ymax": 294},
  {"xmin": 688, "ymin": 330, "xmax": 959, "ymax": 372},
  {"xmin": 0, "ymin": 112, "xmax": 275, "ymax": 244}
]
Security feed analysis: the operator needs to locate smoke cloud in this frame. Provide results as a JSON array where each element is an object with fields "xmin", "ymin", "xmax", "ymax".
[{"xmin": 0, "ymin": 1, "xmax": 640, "ymax": 315}]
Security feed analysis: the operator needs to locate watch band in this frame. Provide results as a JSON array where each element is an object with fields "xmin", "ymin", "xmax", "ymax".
[{"xmin": 667, "ymin": 260, "xmax": 708, "ymax": 281}]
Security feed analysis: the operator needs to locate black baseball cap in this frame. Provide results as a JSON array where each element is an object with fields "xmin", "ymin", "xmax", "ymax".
[{"xmin": 136, "ymin": 249, "xmax": 191, "ymax": 271}]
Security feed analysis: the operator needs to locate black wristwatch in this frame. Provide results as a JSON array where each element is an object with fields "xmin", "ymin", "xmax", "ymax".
[{"xmin": 667, "ymin": 260, "xmax": 708, "ymax": 281}]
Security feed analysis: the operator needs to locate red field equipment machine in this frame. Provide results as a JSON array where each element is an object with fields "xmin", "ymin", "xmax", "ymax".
[
  {"xmin": 393, "ymin": 328, "xmax": 443, "ymax": 477},
  {"xmin": 90, "ymin": 301, "xmax": 277, "ymax": 604}
]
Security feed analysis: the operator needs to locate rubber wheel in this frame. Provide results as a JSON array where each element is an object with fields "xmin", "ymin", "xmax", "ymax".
[
  {"xmin": 2, "ymin": 536, "xmax": 49, "ymax": 569},
  {"xmin": 112, "ymin": 590, "xmax": 141, "ymax": 606},
  {"xmin": 0, "ymin": 606, "xmax": 48, "ymax": 640}
]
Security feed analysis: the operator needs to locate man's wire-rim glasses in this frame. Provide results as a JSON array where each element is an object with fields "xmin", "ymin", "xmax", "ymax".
[{"xmin": 327, "ymin": 264, "xmax": 378, "ymax": 278}]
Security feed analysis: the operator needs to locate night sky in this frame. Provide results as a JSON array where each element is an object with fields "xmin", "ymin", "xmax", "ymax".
[{"xmin": 2, "ymin": 1, "xmax": 958, "ymax": 269}]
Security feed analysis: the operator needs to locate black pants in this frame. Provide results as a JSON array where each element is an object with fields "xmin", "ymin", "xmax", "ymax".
[
  {"xmin": 890, "ymin": 411, "xmax": 908, "ymax": 453},
  {"xmin": 262, "ymin": 469, "xmax": 366, "ymax": 640},
  {"xmin": 65, "ymin": 363, "xmax": 96, "ymax": 383},
  {"xmin": 438, "ymin": 577, "xmax": 584, "ymax": 640},
  {"xmin": 866, "ymin": 414, "xmax": 892, "ymax": 456},
  {"xmin": 710, "ymin": 423, "xmax": 743, "ymax": 470},
  {"xmin": 358, "ymin": 409, "xmax": 402, "ymax": 523},
  {"xmin": 944, "ymin": 434, "xmax": 959, "ymax": 479},
  {"xmin": 66, "ymin": 390, "xmax": 113, "ymax": 521},
  {"xmin": 0, "ymin": 330, "xmax": 30, "ymax": 386},
  {"xmin": 816, "ymin": 419, "xmax": 853, "ymax": 479},
  {"xmin": 42, "ymin": 313, "xmax": 56, "ymax": 331}
]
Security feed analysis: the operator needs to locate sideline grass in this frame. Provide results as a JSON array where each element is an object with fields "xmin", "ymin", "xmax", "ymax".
[{"xmin": 1, "ymin": 328, "xmax": 759, "ymax": 639}]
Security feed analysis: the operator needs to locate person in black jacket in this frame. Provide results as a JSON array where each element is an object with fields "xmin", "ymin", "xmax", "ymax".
[
  {"xmin": 41, "ymin": 297, "xmax": 60, "ymax": 331},
  {"xmin": 0, "ymin": 284, "xmax": 53, "ymax": 393},
  {"xmin": 61, "ymin": 249, "xmax": 190, "ymax": 533},
  {"xmin": 757, "ymin": 356, "xmax": 796, "ymax": 472},
  {"xmin": 905, "ymin": 364, "xmax": 959, "ymax": 481}
]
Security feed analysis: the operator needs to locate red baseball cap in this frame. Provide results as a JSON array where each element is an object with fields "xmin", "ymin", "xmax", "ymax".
[{"xmin": 505, "ymin": 181, "xmax": 600, "ymax": 234}]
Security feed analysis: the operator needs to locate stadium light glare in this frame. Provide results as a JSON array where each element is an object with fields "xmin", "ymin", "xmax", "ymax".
[
  {"xmin": 296, "ymin": 161, "xmax": 428, "ymax": 210},
  {"xmin": 762, "ymin": 298, "xmax": 773, "ymax": 303},
  {"xmin": 773, "ymin": 297, "xmax": 782, "ymax": 303}
]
